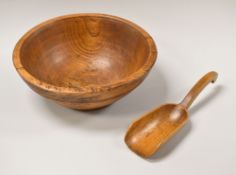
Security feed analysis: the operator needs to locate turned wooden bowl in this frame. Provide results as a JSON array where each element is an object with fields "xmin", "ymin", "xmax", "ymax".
[{"xmin": 13, "ymin": 14, "xmax": 157, "ymax": 110}]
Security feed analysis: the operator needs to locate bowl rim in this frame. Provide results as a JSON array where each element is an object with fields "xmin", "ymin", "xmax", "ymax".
[{"xmin": 13, "ymin": 13, "xmax": 157, "ymax": 95}]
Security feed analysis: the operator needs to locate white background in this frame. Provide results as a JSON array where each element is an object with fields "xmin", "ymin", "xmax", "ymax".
[{"xmin": 0, "ymin": 0, "xmax": 235, "ymax": 174}]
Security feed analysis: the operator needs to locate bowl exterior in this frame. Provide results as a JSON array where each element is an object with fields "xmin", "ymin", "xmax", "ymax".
[{"xmin": 21, "ymin": 74, "xmax": 148, "ymax": 110}]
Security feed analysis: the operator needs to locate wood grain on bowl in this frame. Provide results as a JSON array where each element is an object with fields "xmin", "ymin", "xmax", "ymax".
[{"xmin": 13, "ymin": 14, "xmax": 157, "ymax": 110}]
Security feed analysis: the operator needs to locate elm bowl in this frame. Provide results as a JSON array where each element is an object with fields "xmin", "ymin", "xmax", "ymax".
[{"xmin": 13, "ymin": 14, "xmax": 157, "ymax": 110}]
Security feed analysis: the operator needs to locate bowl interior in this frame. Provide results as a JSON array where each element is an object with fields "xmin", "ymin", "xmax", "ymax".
[{"xmin": 19, "ymin": 15, "xmax": 151, "ymax": 88}]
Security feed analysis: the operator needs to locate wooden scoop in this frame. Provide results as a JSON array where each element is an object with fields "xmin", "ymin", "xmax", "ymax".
[{"xmin": 125, "ymin": 71, "xmax": 218, "ymax": 158}]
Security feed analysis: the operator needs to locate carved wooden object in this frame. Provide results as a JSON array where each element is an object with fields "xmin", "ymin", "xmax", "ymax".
[
  {"xmin": 125, "ymin": 71, "xmax": 218, "ymax": 158},
  {"xmin": 13, "ymin": 14, "xmax": 157, "ymax": 110}
]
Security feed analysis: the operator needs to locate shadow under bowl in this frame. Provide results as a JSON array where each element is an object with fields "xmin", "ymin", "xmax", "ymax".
[{"xmin": 13, "ymin": 13, "xmax": 157, "ymax": 110}]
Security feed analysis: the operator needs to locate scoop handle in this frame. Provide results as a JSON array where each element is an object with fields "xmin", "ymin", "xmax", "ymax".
[{"xmin": 180, "ymin": 71, "xmax": 218, "ymax": 109}]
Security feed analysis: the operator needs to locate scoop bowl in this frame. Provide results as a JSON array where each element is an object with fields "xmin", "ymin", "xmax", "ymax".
[{"xmin": 125, "ymin": 104, "xmax": 188, "ymax": 157}]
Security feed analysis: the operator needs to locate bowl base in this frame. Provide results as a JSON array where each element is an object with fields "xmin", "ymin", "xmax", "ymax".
[{"xmin": 55, "ymin": 98, "xmax": 117, "ymax": 111}]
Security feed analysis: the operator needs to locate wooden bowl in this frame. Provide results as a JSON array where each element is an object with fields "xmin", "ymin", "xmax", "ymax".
[{"xmin": 13, "ymin": 14, "xmax": 157, "ymax": 110}]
